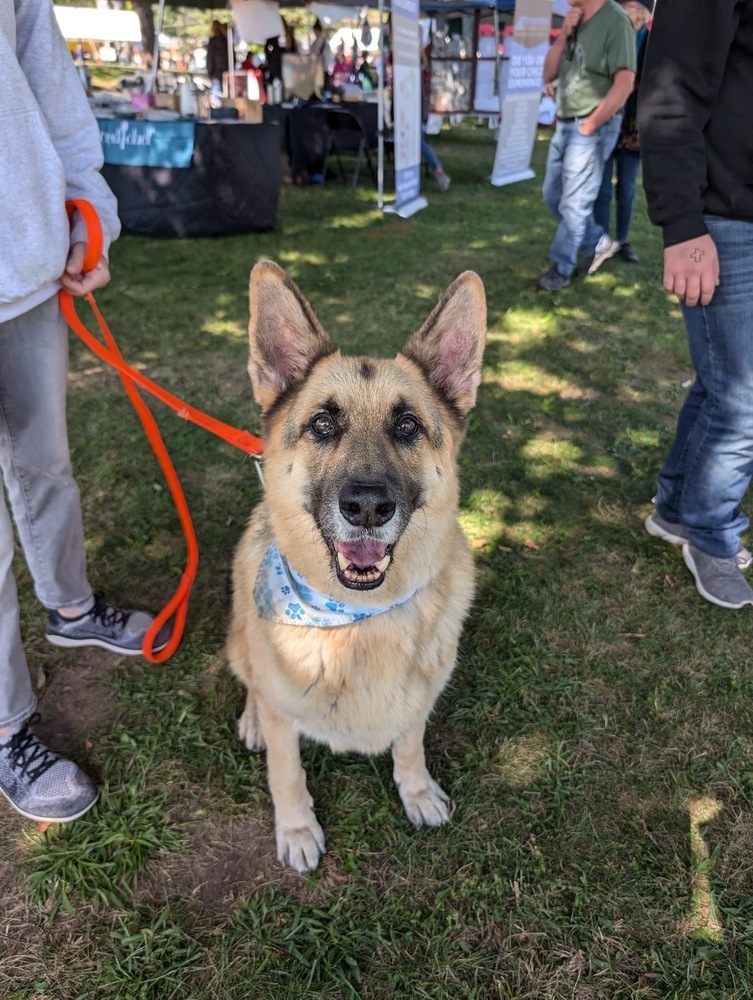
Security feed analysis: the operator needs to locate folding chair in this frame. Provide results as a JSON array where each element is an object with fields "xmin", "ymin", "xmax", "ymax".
[{"xmin": 322, "ymin": 109, "xmax": 377, "ymax": 188}]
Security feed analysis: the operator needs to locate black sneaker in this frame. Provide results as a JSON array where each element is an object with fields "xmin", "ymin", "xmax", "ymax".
[
  {"xmin": 0, "ymin": 715, "xmax": 98, "ymax": 823},
  {"xmin": 46, "ymin": 593, "xmax": 170, "ymax": 656},
  {"xmin": 536, "ymin": 263, "xmax": 571, "ymax": 291},
  {"xmin": 619, "ymin": 242, "xmax": 639, "ymax": 263}
]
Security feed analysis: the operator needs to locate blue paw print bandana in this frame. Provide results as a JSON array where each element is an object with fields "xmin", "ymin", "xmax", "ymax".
[{"xmin": 253, "ymin": 543, "xmax": 415, "ymax": 628}]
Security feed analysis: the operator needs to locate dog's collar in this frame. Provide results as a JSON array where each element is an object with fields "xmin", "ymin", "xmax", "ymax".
[{"xmin": 254, "ymin": 542, "xmax": 415, "ymax": 628}]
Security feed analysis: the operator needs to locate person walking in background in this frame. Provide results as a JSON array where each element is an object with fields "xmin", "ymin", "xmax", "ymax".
[
  {"xmin": 420, "ymin": 44, "xmax": 451, "ymax": 192},
  {"xmin": 0, "ymin": 0, "xmax": 169, "ymax": 824},
  {"xmin": 206, "ymin": 19, "xmax": 230, "ymax": 98},
  {"xmin": 639, "ymin": 0, "xmax": 753, "ymax": 609},
  {"xmin": 536, "ymin": 0, "xmax": 636, "ymax": 291},
  {"xmin": 309, "ymin": 18, "xmax": 331, "ymax": 93},
  {"xmin": 592, "ymin": 0, "xmax": 650, "ymax": 264}
]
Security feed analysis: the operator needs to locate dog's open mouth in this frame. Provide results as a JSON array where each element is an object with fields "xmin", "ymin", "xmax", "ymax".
[{"xmin": 328, "ymin": 539, "xmax": 393, "ymax": 590}]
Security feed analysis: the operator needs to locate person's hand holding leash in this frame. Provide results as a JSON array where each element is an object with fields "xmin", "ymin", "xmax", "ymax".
[
  {"xmin": 663, "ymin": 234, "xmax": 719, "ymax": 308},
  {"xmin": 60, "ymin": 241, "xmax": 110, "ymax": 297}
]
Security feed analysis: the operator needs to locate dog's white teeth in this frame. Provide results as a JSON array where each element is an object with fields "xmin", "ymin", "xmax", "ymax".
[
  {"xmin": 375, "ymin": 555, "xmax": 391, "ymax": 573},
  {"xmin": 337, "ymin": 552, "xmax": 350, "ymax": 572}
]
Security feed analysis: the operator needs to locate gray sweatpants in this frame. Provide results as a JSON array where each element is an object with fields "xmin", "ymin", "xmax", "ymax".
[{"xmin": 0, "ymin": 295, "xmax": 92, "ymax": 729}]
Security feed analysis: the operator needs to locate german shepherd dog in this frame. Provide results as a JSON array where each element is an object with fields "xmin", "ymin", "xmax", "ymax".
[{"xmin": 227, "ymin": 261, "xmax": 486, "ymax": 872}]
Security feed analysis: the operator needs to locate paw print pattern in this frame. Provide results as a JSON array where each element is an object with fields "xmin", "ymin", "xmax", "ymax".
[
  {"xmin": 285, "ymin": 603, "xmax": 306, "ymax": 621},
  {"xmin": 254, "ymin": 577, "xmax": 275, "ymax": 616}
]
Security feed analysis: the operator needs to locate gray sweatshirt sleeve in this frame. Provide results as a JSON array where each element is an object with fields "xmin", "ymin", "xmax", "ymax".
[{"xmin": 15, "ymin": 0, "xmax": 121, "ymax": 255}]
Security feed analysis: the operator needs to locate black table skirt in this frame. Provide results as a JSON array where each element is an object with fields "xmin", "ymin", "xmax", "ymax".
[{"xmin": 102, "ymin": 121, "xmax": 283, "ymax": 238}]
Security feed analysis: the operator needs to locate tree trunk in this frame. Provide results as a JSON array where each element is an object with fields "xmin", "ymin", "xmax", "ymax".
[{"xmin": 132, "ymin": 1, "xmax": 155, "ymax": 67}]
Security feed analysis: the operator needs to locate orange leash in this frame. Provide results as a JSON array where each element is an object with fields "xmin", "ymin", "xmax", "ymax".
[{"xmin": 59, "ymin": 199, "xmax": 263, "ymax": 662}]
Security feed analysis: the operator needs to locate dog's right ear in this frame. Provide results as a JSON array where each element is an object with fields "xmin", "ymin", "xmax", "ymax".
[{"xmin": 248, "ymin": 261, "xmax": 336, "ymax": 412}]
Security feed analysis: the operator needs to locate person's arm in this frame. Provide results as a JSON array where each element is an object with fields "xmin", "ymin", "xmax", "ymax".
[
  {"xmin": 638, "ymin": 0, "xmax": 739, "ymax": 305},
  {"xmin": 578, "ymin": 68, "xmax": 635, "ymax": 133},
  {"xmin": 543, "ymin": 9, "xmax": 581, "ymax": 85},
  {"xmin": 15, "ymin": 0, "xmax": 119, "ymax": 293},
  {"xmin": 543, "ymin": 33, "xmax": 567, "ymax": 85}
]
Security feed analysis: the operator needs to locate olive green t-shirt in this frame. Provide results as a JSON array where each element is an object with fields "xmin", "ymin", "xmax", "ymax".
[{"xmin": 557, "ymin": 1, "xmax": 636, "ymax": 119}]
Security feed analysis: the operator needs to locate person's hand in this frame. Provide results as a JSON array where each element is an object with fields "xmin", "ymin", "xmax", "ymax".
[
  {"xmin": 663, "ymin": 234, "xmax": 719, "ymax": 308},
  {"xmin": 578, "ymin": 117, "xmax": 597, "ymax": 135},
  {"xmin": 59, "ymin": 242, "xmax": 111, "ymax": 297},
  {"xmin": 562, "ymin": 8, "xmax": 582, "ymax": 36}
]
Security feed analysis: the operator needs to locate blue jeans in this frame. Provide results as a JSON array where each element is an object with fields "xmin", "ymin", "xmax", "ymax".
[
  {"xmin": 542, "ymin": 115, "xmax": 622, "ymax": 277},
  {"xmin": 656, "ymin": 216, "xmax": 753, "ymax": 559},
  {"xmin": 0, "ymin": 296, "xmax": 92, "ymax": 728},
  {"xmin": 593, "ymin": 150, "xmax": 641, "ymax": 244},
  {"xmin": 421, "ymin": 130, "xmax": 440, "ymax": 173}
]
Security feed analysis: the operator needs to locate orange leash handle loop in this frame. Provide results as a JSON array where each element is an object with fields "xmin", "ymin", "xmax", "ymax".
[
  {"xmin": 66, "ymin": 199, "xmax": 103, "ymax": 273},
  {"xmin": 61, "ymin": 199, "xmax": 262, "ymax": 662}
]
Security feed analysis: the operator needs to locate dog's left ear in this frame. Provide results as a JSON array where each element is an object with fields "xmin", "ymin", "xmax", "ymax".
[
  {"xmin": 248, "ymin": 261, "xmax": 337, "ymax": 412},
  {"xmin": 400, "ymin": 271, "xmax": 487, "ymax": 416}
]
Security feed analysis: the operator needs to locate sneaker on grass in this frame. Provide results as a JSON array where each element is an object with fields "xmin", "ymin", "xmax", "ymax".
[
  {"xmin": 434, "ymin": 168, "xmax": 451, "ymax": 192},
  {"xmin": 0, "ymin": 714, "xmax": 98, "ymax": 823},
  {"xmin": 644, "ymin": 511, "xmax": 753, "ymax": 569},
  {"xmin": 577, "ymin": 235, "xmax": 621, "ymax": 277},
  {"xmin": 46, "ymin": 593, "xmax": 170, "ymax": 656},
  {"xmin": 682, "ymin": 543, "xmax": 753, "ymax": 610},
  {"xmin": 536, "ymin": 263, "xmax": 570, "ymax": 291}
]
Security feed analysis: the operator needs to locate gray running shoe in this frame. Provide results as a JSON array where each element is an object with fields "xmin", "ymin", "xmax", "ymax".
[
  {"xmin": 46, "ymin": 593, "xmax": 170, "ymax": 656},
  {"xmin": 644, "ymin": 511, "xmax": 752, "ymax": 569},
  {"xmin": 682, "ymin": 543, "xmax": 753, "ymax": 610},
  {"xmin": 644, "ymin": 510, "xmax": 689, "ymax": 546},
  {"xmin": 0, "ymin": 715, "xmax": 98, "ymax": 823}
]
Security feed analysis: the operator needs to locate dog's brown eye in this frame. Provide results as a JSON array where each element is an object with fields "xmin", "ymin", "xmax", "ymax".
[
  {"xmin": 396, "ymin": 415, "xmax": 419, "ymax": 438},
  {"xmin": 311, "ymin": 413, "xmax": 336, "ymax": 437}
]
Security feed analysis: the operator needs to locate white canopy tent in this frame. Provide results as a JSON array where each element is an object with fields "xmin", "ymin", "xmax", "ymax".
[{"xmin": 53, "ymin": 6, "xmax": 142, "ymax": 44}]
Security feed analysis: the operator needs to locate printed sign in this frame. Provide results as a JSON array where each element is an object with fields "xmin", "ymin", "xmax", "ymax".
[
  {"xmin": 386, "ymin": 0, "xmax": 427, "ymax": 218},
  {"xmin": 98, "ymin": 119, "xmax": 196, "ymax": 169},
  {"xmin": 491, "ymin": 0, "xmax": 552, "ymax": 186}
]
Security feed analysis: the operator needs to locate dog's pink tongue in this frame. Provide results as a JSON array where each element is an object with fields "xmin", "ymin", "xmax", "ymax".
[{"xmin": 333, "ymin": 540, "xmax": 387, "ymax": 568}]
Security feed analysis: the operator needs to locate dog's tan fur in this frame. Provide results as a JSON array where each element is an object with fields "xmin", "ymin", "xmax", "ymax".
[{"xmin": 227, "ymin": 261, "xmax": 486, "ymax": 871}]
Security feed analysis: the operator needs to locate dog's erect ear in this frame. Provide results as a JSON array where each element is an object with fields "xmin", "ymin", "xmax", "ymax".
[
  {"xmin": 248, "ymin": 261, "xmax": 336, "ymax": 412},
  {"xmin": 400, "ymin": 271, "xmax": 487, "ymax": 416}
]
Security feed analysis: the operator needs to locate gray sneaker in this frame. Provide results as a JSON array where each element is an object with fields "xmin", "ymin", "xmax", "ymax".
[
  {"xmin": 644, "ymin": 511, "xmax": 753, "ymax": 569},
  {"xmin": 0, "ymin": 715, "xmax": 98, "ymax": 823},
  {"xmin": 682, "ymin": 543, "xmax": 753, "ymax": 609},
  {"xmin": 46, "ymin": 593, "xmax": 170, "ymax": 656}
]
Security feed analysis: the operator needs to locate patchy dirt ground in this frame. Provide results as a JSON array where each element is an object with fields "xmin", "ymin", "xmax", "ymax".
[{"xmin": 34, "ymin": 648, "xmax": 118, "ymax": 757}]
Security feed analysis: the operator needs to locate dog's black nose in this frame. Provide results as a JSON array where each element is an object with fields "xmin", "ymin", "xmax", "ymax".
[{"xmin": 339, "ymin": 482, "xmax": 396, "ymax": 527}]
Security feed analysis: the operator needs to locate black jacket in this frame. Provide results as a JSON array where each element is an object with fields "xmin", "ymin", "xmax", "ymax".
[
  {"xmin": 638, "ymin": 0, "xmax": 753, "ymax": 247},
  {"xmin": 206, "ymin": 33, "xmax": 229, "ymax": 83}
]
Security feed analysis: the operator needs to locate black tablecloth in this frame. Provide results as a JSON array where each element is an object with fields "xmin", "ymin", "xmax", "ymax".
[
  {"xmin": 102, "ymin": 120, "xmax": 283, "ymax": 238},
  {"xmin": 263, "ymin": 102, "xmax": 379, "ymax": 181}
]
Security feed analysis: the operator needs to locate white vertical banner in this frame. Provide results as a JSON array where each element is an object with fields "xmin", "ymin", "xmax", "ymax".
[
  {"xmin": 491, "ymin": 0, "xmax": 552, "ymax": 187},
  {"xmin": 385, "ymin": 0, "xmax": 427, "ymax": 218}
]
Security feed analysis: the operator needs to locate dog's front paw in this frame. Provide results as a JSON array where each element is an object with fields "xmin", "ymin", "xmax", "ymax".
[
  {"xmin": 399, "ymin": 777, "xmax": 451, "ymax": 828},
  {"xmin": 276, "ymin": 817, "xmax": 326, "ymax": 872},
  {"xmin": 238, "ymin": 707, "xmax": 265, "ymax": 752}
]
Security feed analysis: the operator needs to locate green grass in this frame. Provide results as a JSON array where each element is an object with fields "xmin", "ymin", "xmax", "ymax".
[{"xmin": 4, "ymin": 125, "xmax": 753, "ymax": 999}]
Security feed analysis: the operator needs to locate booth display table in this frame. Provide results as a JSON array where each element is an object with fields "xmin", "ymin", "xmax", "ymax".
[{"xmin": 98, "ymin": 118, "xmax": 282, "ymax": 237}]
